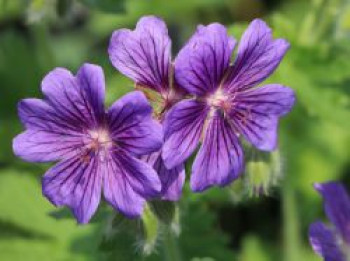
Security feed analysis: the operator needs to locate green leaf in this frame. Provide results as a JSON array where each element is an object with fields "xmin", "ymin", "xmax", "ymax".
[{"xmin": 0, "ymin": 169, "xmax": 101, "ymax": 261}]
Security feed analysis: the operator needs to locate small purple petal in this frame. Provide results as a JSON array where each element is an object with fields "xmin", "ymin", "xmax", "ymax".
[
  {"xmin": 108, "ymin": 91, "xmax": 163, "ymax": 156},
  {"xmin": 41, "ymin": 64, "xmax": 106, "ymax": 129},
  {"xmin": 224, "ymin": 19, "xmax": 290, "ymax": 92},
  {"xmin": 315, "ymin": 182, "xmax": 350, "ymax": 244},
  {"xmin": 191, "ymin": 110, "xmax": 244, "ymax": 192},
  {"xmin": 230, "ymin": 84, "xmax": 295, "ymax": 151},
  {"xmin": 175, "ymin": 23, "xmax": 236, "ymax": 96},
  {"xmin": 162, "ymin": 99, "xmax": 209, "ymax": 169},
  {"xmin": 309, "ymin": 221, "xmax": 345, "ymax": 261},
  {"xmin": 103, "ymin": 150, "xmax": 161, "ymax": 218},
  {"xmin": 42, "ymin": 155, "xmax": 103, "ymax": 224},
  {"xmin": 143, "ymin": 151, "xmax": 185, "ymax": 201},
  {"xmin": 108, "ymin": 16, "xmax": 171, "ymax": 92}
]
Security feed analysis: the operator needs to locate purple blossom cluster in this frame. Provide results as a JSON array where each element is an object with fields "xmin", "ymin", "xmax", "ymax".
[
  {"xmin": 13, "ymin": 16, "xmax": 295, "ymax": 223},
  {"xmin": 309, "ymin": 182, "xmax": 350, "ymax": 261}
]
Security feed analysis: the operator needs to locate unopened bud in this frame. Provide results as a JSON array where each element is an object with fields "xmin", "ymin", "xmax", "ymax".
[{"xmin": 244, "ymin": 148, "xmax": 283, "ymax": 197}]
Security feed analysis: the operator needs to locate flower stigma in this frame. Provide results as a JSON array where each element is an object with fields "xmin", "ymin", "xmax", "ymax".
[
  {"xmin": 85, "ymin": 128, "xmax": 113, "ymax": 161},
  {"xmin": 207, "ymin": 89, "xmax": 231, "ymax": 114}
]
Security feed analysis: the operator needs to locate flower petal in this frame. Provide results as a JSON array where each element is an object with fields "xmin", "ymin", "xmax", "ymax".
[
  {"xmin": 162, "ymin": 99, "xmax": 209, "ymax": 169},
  {"xmin": 14, "ymin": 98, "xmax": 85, "ymax": 162},
  {"xmin": 108, "ymin": 16, "xmax": 171, "ymax": 92},
  {"xmin": 309, "ymin": 222, "xmax": 345, "ymax": 261},
  {"xmin": 230, "ymin": 84, "xmax": 295, "ymax": 151},
  {"xmin": 175, "ymin": 23, "xmax": 236, "ymax": 96},
  {"xmin": 108, "ymin": 91, "xmax": 163, "ymax": 156},
  {"xmin": 13, "ymin": 130, "xmax": 83, "ymax": 162},
  {"xmin": 42, "ymin": 155, "xmax": 103, "ymax": 224},
  {"xmin": 225, "ymin": 19, "xmax": 290, "ymax": 92},
  {"xmin": 191, "ymin": 110, "xmax": 244, "ymax": 192},
  {"xmin": 41, "ymin": 64, "xmax": 105, "ymax": 129},
  {"xmin": 103, "ymin": 150, "xmax": 161, "ymax": 218},
  {"xmin": 143, "ymin": 151, "xmax": 185, "ymax": 201},
  {"xmin": 315, "ymin": 182, "xmax": 350, "ymax": 244},
  {"xmin": 76, "ymin": 63, "xmax": 106, "ymax": 120}
]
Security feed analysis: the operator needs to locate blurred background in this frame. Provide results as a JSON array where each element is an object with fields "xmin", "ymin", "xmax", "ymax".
[{"xmin": 0, "ymin": 0, "xmax": 349, "ymax": 260}]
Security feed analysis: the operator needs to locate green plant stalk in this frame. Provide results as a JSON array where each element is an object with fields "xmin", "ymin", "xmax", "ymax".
[
  {"xmin": 282, "ymin": 174, "xmax": 301, "ymax": 261},
  {"xmin": 31, "ymin": 24, "xmax": 55, "ymax": 69},
  {"xmin": 298, "ymin": 0, "xmax": 324, "ymax": 45},
  {"xmin": 162, "ymin": 226, "xmax": 182, "ymax": 261}
]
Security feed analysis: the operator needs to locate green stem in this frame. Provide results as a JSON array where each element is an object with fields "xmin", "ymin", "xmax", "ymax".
[
  {"xmin": 298, "ymin": 0, "xmax": 320, "ymax": 45},
  {"xmin": 31, "ymin": 24, "xmax": 56, "ymax": 69},
  {"xmin": 282, "ymin": 175, "xmax": 301, "ymax": 261},
  {"xmin": 162, "ymin": 226, "xmax": 182, "ymax": 261}
]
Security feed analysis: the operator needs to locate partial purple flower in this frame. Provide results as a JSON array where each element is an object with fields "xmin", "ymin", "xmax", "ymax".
[
  {"xmin": 309, "ymin": 182, "xmax": 350, "ymax": 261},
  {"xmin": 108, "ymin": 16, "xmax": 186, "ymax": 201},
  {"xmin": 163, "ymin": 19, "xmax": 295, "ymax": 192},
  {"xmin": 13, "ymin": 63, "xmax": 163, "ymax": 223}
]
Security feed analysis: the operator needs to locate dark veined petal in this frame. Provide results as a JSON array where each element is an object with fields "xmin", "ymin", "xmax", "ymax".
[
  {"xmin": 13, "ymin": 130, "xmax": 83, "ymax": 162},
  {"xmin": 143, "ymin": 151, "xmax": 185, "ymax": 201},
  {"xmin": 41, "ymin": 63, "xmax": 106, "ymax": 129},
  {"xmin": 191, "ymin": 110, "xmax": 244, "ymax": 192},
  {"xmin": 14, "ymin": 98, "xmax": 85, "ymax": 162},
  {"xmin": 230, "ymin": 84, "xmax": 295, "ymax": 151},
  {"xmin": 42, "ymin": 154, "xmax": 103, "ymax": 224},
  {"xmin": 315, "ymin": 182, "xmax": 350, "ymax": 244},
  {"xmin": 309, "ymin": 222, "xmax": 345, "ymax": 261},
  {"xmin": 76, "ymin": 63, "xmax": 106, "ymax": 120},
  {"xmin": 107, "ymin": 91, "xmax": 163, "ymax": 156},
  {"xmin": 175, "ymin": 23, "xmax": 236, "ymax": 96},
  {"xmin": 108, "ymin": 16, "xmax": 171, "ymax": 92},
  {"xmin": 103, "ymin": 150, "xmax": 161, "ymax": 218},
  {"xmin": 224, "ymin": 19, "xmax": 290, "ymax": 92},
  {"xmin": 162, "ymin": 99, "xmax": 209, "ymax": 169}
]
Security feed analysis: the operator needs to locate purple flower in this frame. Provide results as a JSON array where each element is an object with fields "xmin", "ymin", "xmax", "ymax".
[
  {"xmin": 108, "ymin": 16, "xmax": 186, "ymax": 201},
  {"xmin": 309, "ymin": 182, "xmax": 350, "ymax": 261},
  {"xmin": 162, "ymin": 19, "xmax": 295, "ymax": 191},
  {"xmin": 13, "ymin": 63, "xmax": 163, "ymax": 223}
]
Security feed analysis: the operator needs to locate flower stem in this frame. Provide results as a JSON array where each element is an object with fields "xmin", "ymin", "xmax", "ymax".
[
  {"xmin": 282, "ymin": 175, "xmax": 302, "ymax": 261},
  {"xmin": 162, "ymin": 226, "xmax": 182, "ymax": 261}
]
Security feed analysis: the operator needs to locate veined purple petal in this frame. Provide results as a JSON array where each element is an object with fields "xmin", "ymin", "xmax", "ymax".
[
  {"xmin": 108, "ymin": 16, "xmax": 171, "ymax": 92},
  {"xmin": 162, "ymin": 99, "xmax": 209, "ymax": 169},
  {"xmin": 103, "ymin": 149, "xmax": 161, "ymax": 218},
  {"xmin": 14, "ymin": 98, "xmax": 85, "ymax": 162},
  {"xmin": 13, "ymin": 130, "xmax": 83, "ymax": 162},
  {"xmin": 315, "ymin": 182, "xmax": 350, "ymax": 244},
  {"xmin": 234, "ymin": 84, "xmax": 295, "ymax": 116},
  {"xmin": 175, "ymin": 23, "xmax": 236, "ymax": 96},
  {"xmin": 108, "ymin": 91, "xmax": 163, "ymax": 156},
  {"xmin": 41, "ymin": 64, "xmax": 106, "ymax": 129},
  {"xmin": 77, "ymin": 64, "xmax": 106, "ymax": 121},
  {"xmin": 143, "ymin": 151, "xmax": 185, "ymax": 201},
  {"xmin": 230, "ymin": 84, "xmax": 295, "ymax": 151},
  {"xmin": 191, "ymin": 110, "xmax": 244, "ymax": 192},
  {"xmin": 224, "ymin": 19, "xmax": 290, "ymax": 92},
  {"xmin": 42, "ymin": 154, "xmax": 103, "ymax": 224},
  {"xmin": 309, "ymin": 222, "xmax": 345, "ymax": 261}
]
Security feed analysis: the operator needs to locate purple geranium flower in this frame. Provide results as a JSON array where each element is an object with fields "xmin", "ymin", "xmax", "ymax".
[
  {"xmin": 108, "ymin": 16, "xmax": 186, "ymax": 201},
  {"xmin": 162, "ymin": 19, "xmax": 295, "ymax": 191},
  {"xmin": 309, "ymin": 182, "xmax": 350, "ymax": 261},
  {"xmin": 13, "ymin": 63, "xmax": 163, "ymax": 223}
]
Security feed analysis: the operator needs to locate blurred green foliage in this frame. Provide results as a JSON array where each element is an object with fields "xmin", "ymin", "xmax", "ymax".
[{"xmin": 0, "ymin": 0, "xmax": 349, "ymax": 260}]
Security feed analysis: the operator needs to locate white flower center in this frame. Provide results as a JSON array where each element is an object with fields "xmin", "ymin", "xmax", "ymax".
[
  {"xmin": 88, "ymin": 128, "xmax": 113, "ymax": 151},
  {"xmin": 207, "ymin": 89, "xmax": 231, "ymax": 112}
]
